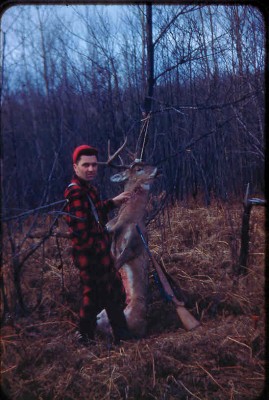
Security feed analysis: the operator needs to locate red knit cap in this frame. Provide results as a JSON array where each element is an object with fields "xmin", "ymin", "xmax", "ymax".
[{"xmin": 72, "ymin": 145, "xmax": 98, "ymax": 163}]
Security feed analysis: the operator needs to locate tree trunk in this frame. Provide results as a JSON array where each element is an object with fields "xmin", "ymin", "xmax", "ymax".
[{"xmin": 143, "ymin": 3, "xmax": 154, "ymax": 115}]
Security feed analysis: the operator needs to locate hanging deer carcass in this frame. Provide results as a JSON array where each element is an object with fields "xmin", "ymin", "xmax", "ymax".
[{"xmin": 96, "ymin": 139, "xmax": 158, "ymax": 338}]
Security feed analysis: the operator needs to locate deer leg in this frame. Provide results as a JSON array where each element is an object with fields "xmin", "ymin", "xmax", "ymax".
[
  {"xmin": 106, "ymin": 304, "xmax": 134, "ymax": 343},
  {"xmin": 114, "ymin": 224, "xmax": 141, "ymax": 270},
  {"xmin": 120, "ymin": 254, "xmax": 149, "ymax": 337},
  {"xmin": 115, "ymin": 247, "xmax": 136, "ymax": 270},
  {"xmin": 106, "ymin": 217, "xmax": 119, "ymax": 232}
]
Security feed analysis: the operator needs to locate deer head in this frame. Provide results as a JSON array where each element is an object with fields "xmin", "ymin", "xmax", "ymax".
[
  {"xmin": 98, "ymin": 136, "xmax": 157, "ymax": 195},
  {"xmin": 110, "ymin": 162, "xmax": 158, "ymax": 191}
]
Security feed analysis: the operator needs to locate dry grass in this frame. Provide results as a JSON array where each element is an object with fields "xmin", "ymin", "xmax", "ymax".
[{"xmin": 1, "ymin": 200, "xmax": 266, "ymax": 400}]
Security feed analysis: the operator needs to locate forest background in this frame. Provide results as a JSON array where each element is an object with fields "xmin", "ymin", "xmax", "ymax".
[
  {"xmin": 0, "ymin": 4, "xmax": 267, "ymax": 399},
  {"xmin": 1, "ymin": 2, "xmax": 265, "ymax": 214}
]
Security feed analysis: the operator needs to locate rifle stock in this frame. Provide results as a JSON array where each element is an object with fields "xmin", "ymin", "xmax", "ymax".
[
  {"xmin": 150, "ymin": 254, "xmax": 200, "ymax": 331},
  {"xmin": 136, "ymin": 224, "xmax": 200, "ymax": 331}
]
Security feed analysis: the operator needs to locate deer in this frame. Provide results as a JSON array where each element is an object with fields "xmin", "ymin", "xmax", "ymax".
[{"xmin": 96, "ymin": 137, "xmax": 158, "ymax": 338}]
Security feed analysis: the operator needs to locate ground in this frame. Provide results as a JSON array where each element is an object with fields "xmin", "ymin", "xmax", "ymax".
[{"xmin": 1, "ymin": 200, "xmax": 266, "ymax": 399}]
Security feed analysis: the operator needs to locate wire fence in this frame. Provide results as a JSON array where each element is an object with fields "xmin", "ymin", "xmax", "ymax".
[{"xmin": 1, "ymin": 199, "xmax": 74, "ymax": 322}]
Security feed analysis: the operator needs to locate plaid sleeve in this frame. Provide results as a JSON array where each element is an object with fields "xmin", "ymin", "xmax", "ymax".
[
  {"xmin": 89, "ymin": 186, "xmax": 116, "ymax": 220},
  {"xmin": 64, "ymin": 187, "xmax": 95, "ymax": 247},
  {"xmin": 96, "ymin": 199, "xmax": 116, "ymax": 215}
]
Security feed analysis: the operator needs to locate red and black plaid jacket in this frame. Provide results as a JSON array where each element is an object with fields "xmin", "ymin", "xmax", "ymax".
[
  {"xmin": 64, "ymin": 175, "xmax": 126, "ymax": 312},
  {"xmin": 64, "ymin": 175, "xmax": 116, "ymax": 259}
]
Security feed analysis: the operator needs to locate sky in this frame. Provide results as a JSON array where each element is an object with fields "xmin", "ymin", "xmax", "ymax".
[
  {"xmin": 0, "ymin": 3, "xmax": 131, "ymax": 92},
  {"xmin": 0, "ymin": 3, "xmax": 265, "ymax": 93},
  {"xmin": 1, "ymin": 4, "xmax": 128, "ymax": 58}
]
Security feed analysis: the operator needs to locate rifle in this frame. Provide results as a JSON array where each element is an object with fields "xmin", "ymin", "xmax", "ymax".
[{"xmin": 136, "ymin": 224, "xmax": 200, "ymax": 331}]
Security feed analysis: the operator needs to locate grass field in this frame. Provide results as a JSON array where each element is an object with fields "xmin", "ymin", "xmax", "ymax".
[{"xmin": 1, "ymin": 200, "xmax": 266, "ymax": 399}]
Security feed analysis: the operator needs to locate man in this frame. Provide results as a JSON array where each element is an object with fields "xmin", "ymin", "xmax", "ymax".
[{"xmin": 64, "ymin": 144, "xmax": 132, "ymax": 345}]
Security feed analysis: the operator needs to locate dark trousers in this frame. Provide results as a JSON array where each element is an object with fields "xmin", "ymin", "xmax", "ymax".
[
  {"xmin": 79, "ymin": 303, "xmax": 129, "ymax": 341},
  {"xmin": 76, "ymin": 253, "xmax": 129, "ymax": 341}
]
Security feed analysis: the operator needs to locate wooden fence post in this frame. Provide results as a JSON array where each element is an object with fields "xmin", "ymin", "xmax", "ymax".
[{"xmin": 235, "ymin": 184, "xmax": 266, "ymax": 275}]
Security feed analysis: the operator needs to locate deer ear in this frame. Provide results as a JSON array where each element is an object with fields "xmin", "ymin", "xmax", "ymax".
[{"xmin": 110, "ymin": 171, "xmax": 128, "ymax": 182}]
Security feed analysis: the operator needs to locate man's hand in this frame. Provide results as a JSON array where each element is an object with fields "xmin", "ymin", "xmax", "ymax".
[{"xmin": 112, "ymin": 191, "xmax": 131, "ymax": 207}]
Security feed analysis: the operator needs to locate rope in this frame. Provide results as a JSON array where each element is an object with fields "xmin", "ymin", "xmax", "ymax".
[
  {"xmin": 136, "ymin": 113, "xmax": 151, "ymax": 162},
  {"xmin": 139, "ymin": 113, "xmax": 151, "ymax": 161}
]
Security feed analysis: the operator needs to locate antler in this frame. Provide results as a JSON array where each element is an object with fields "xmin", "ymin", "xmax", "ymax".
[{"xmin": 98, "ymin": 136, "xmax": 129, "ymax": 169}]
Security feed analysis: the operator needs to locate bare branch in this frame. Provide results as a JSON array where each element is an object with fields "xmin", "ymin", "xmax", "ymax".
[{"xmin": 153, "ymin": 6, "xmax": 201, "ymax": 48}]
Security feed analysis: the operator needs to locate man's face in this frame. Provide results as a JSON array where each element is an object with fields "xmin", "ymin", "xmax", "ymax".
[{"xmin": 73, "ymin": 155, "xmax": 98, "ymax": 182}]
